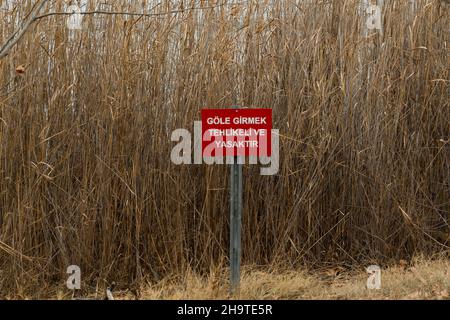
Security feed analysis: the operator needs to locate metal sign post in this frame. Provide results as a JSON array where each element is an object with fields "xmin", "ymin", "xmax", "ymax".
[{"xmin": 230, "ymin": 155, "xmax": 243, "ymax": 294}]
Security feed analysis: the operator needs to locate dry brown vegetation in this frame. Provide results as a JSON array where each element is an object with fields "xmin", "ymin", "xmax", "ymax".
[
  {"xmin": 0, "ymin": 0, "xmax": 449, "ymax": 297},
  {"xmin": 7, "ymin": 256, "xmax": 450, "ymax": 299}
]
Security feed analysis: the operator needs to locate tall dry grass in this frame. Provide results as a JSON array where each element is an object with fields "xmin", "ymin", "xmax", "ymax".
[{"xmin": 0, "ymin": 0, "xmax": 449, "ymax": 295}]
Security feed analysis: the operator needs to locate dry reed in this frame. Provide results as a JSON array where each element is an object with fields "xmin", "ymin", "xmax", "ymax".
[{"xmin": 0, "ymin": 0, "xmax": 448, "ymax": 295}]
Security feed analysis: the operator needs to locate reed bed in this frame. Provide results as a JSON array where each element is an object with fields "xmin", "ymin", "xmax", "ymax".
[{"xmin": 0, "ymin": 0, "xmax": 448, "ymax": 295}]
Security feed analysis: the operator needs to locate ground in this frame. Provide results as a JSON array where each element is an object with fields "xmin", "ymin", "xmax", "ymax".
[{"xmin": 53, "ymin": 257, "xmax": 449, "ymax": 300}]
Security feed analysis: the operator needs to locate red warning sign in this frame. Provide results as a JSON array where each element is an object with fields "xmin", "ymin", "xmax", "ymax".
[{"xmin": 202, "ymin": 108, "xmax": 272, "ymax": 157}]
